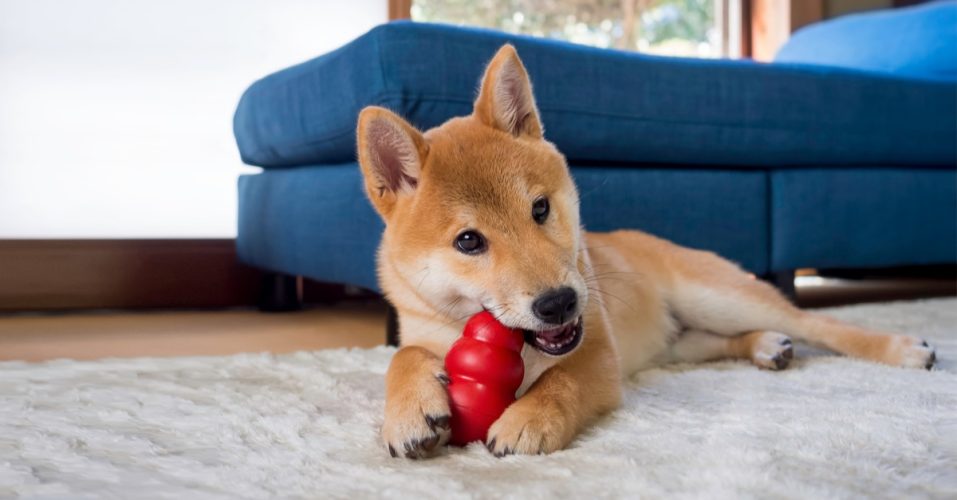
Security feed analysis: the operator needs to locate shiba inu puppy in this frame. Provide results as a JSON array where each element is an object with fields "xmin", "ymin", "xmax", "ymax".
[{"xmin": 356, "ymin": 45, "xmax": 937, "ymax": 459}]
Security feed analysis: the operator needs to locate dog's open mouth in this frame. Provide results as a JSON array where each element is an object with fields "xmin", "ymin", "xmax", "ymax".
[{"xmin": 523, "ymin": 316, "xmax": 584, "ymax": 356}]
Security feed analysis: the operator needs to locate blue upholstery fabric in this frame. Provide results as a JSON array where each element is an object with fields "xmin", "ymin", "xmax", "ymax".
[
  {"xmin": 771, "ymin": 168, "xmax": 957, "ymax": 271},
  {"xmin": 237, "ymin": 164, "xmax": 770, "ymax": 291},
  {"xmin": 233, "ymin": 22, "xmax": 956, "ymax": 170},
  {"xmin": 574, "ymin": 168, "xmax": 767, "ymax": 273},
  {"xmin": 776, "ymin": 1, "xmax": 957, "ymax": 81},
  {"xmin": 237, "ymin": 164, "xmax": 384, "ymax": 291}
]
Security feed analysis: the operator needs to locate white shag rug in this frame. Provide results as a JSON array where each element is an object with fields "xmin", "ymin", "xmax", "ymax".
[{"xmin": 1, "ymin": 299, "xmax": 955, "ymax": 499}]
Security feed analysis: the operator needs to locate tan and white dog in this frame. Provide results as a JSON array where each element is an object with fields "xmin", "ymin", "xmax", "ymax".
[{"xmin": 356, "ymin": 45, "xmax": 937, "ymax": 459}]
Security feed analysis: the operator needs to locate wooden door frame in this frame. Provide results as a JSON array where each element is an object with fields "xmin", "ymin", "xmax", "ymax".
[
  {"xmin": 749, "ymin": 0, "xmax": 823, "ymax": 60},
  {"xmin": 389, "ymin": 0, "xmax": 411, "ymax": 20}
]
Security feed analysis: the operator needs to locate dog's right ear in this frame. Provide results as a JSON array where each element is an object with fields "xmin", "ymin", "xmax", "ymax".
[{"xmin": 357, "ymin": 106, "xmax": 428, "ymax": 219}]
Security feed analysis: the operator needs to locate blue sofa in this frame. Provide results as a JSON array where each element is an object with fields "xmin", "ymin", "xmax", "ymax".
[{"xmin": 233, "ymin": 2, "xmax": 957, "ymax": 297}]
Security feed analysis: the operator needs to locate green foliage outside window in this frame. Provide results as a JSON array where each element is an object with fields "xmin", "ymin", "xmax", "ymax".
[{"xmin": 412, "ymin": 0, "xmax": 717, "ymax": 57}]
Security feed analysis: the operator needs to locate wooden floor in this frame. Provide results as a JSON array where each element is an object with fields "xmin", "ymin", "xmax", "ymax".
[
  {"xmin": 0, "ymin": 277, "xmax": 952, "ymax": 363},
  {"xmin": 0, "ymin": 301, "xmax": 387, "ymax": 362}
]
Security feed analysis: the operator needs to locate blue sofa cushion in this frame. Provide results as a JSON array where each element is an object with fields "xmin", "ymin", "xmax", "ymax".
[
  {"xmin": 233, "ymin": 22, "xmax": 956, "ymax": 169},
  {"xmin": 771, "ymin": 167, "xmax": 957, "ymax": 271},
  {"xmin": 776, "ymin": 1, "xmax": 957, "ymax": 82},
  {"xmin": 237, "ymin": 164, "xmax": 770, "ymax": 291}
]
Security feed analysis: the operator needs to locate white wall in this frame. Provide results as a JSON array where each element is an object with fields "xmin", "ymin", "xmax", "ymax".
[{"xmin": 0, "ymin": 0, "xmax": 386, "ymax": 238}]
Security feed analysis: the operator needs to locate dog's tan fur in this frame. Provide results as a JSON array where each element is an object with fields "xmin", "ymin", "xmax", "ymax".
[{"xmin": 357, "ymin": 45, "xmax": 937, "ymax": 459}]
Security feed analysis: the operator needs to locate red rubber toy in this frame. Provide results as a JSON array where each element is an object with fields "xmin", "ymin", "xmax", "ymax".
[{"xmin": 444, "ymin": 311, "xmax": 525, "ymax": 446}]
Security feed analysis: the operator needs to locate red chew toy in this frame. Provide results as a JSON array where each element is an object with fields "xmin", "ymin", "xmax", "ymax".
[{"xmin": 444, "ymin": 311, "xmax": 525, "ymax": 446}]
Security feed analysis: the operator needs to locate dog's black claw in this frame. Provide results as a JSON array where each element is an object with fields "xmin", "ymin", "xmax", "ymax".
[
  {"xmin": 436, "ymin": 415, "xmax": 451, "ymax": 430},
  {"xmin": 921, "ymin": 340, "xmax": 930, "ymax": 348},
  {"xmin": 926, "ymin": 350, "xmax": 936, "ymax": 370},
  {"xmin": 403, "ymin": 442, "xmax": 422, "ymax": 460},
  {"xmin": 420, "ymin": 435, "xmax": 440, "ymax": 452},
  {"xmin": 781, "ymin": 345, "xmax": 794, "ymax": 360},
  {"xmin": 772, "ymin": 354, "xmax": 790, "ymax": 370},
  {"xmin": 780, "ymin": 338, "xmax": 793, "ymax": 346},
  {"xmin": 388, "ymin": 444, "xmax": 398, "ymax": 458},
  {"xmin": 436, "ymin": 373, "xmax": 451, "ymax": 385},
  {"xmin": 486, "ymin": 438, "xmax": 497, "ymax": 453},
  {"xmin": 398, "ymin": 433, "xmax": 442, "ymax": 460},
  {"xmin": 426, "ymin": 414, "xmax": 451, "ymax": 432}
]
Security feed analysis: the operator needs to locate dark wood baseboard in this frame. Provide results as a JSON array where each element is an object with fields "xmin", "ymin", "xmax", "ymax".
[
  {"xmin": 0, "ymin": 239, "xmax": 259, "ymax": 311},
  {"xmin": 0, "ymin": 239, "xmax": 364, "ymax": 312},
  {"xmin": 0, "ymin": 239, "xmax": 375, "ymax": 312}
]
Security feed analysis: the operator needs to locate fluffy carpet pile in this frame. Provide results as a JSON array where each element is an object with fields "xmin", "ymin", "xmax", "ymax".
[{"xmin": 1, "ymin": 299, "xmax": 955, "ymax": 499}]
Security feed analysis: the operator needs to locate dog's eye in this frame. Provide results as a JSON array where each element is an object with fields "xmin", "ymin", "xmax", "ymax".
[
  {"xmin": 532, "ymin": 197, "xmax": 549, "ymax": 224},
  {"xmin": 454, "ymin": 230, "xmax": 487, "ymax": 255}
]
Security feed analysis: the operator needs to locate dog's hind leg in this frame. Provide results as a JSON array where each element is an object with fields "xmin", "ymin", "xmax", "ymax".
[
  {"xmin": 669, "ymin": 329, "xmax": 794, "ymax": 370},
  {"xmin": 668, "ymin": 249, "xmax": 936, "ymax": 369}
]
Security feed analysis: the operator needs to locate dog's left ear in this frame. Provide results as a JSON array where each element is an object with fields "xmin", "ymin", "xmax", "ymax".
[{"xmin": 474, "ymin": 44, "xmax": 543, "ymax": 139}]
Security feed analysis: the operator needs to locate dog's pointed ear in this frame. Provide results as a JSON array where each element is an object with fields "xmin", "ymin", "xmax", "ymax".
[
  {"xmin": 473, "ymin": 44, "xmax": 543, "ymax": 139},
  {"xmin": 357, "ymin": 106, "xmax": 428, "ymax": 219}
]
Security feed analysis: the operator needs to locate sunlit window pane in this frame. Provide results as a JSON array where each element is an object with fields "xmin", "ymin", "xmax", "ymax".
[{"xmin": 412, "ymin": 0, "xmax": 725, "ymax": 58}]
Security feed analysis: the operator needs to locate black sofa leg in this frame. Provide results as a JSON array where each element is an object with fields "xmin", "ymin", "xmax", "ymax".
[
  {"xmin": 258, "ymin": 272, "xmax": 303, "ymax": 312},
  {"xmin": 386, "ymin": 304, "xmax": 400, "ymax": 347},
  {"xmin": 764, "ymin": 270, "xmax": 797, "ymax": 303}
]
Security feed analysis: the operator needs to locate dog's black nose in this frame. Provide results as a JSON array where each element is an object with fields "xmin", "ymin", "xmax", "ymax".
[{"xmin": 532, "ymin": 287, "xmax": 578, "ymax": 325}]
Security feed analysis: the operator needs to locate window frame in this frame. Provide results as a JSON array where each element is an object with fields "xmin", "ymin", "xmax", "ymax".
[{"xmin": 388, "ymin": 0, "xmax": 827, "ymax": 59}]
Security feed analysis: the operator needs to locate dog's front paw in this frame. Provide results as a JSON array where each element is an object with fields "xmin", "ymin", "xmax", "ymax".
[
  {"xmin": 884, "ymin": 335, "xmax": 936, "ymax": 370},
  {"xmin": 382, "ymin": 371, "xmax": 452, "ymax": 459},
  {"xmin": 486, "ymin": 397, "xmax": 571, "ymax": 456}
]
